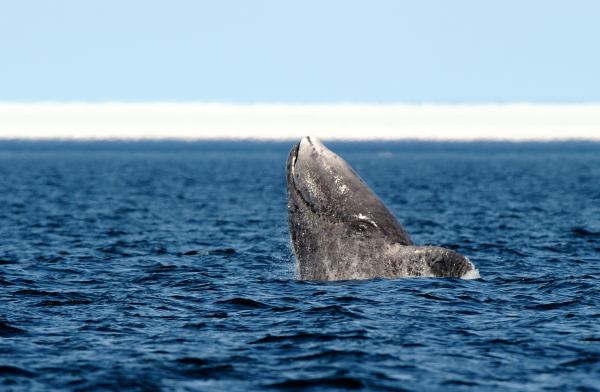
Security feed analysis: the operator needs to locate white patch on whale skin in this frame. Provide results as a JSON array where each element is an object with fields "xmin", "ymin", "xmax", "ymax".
[
  {"xmin": 334, "ymin": 175, "xmax": 349, "ymax": 194},
  {"xmin": 290, "ymin": 154, "xmax": 297, "ymax": 176},
  {"xmin": 355, "ymin": 213, "xmax": 378, "ymax": 228}
]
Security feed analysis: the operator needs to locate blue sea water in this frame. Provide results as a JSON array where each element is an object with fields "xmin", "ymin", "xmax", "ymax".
[{"xmin": 0, "ymin": 140, "xmax": 599, "ymax": 391}]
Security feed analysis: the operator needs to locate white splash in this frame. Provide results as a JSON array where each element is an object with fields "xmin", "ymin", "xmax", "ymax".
[{"xmin": 461, "ymin": 267, "xmax": 481, "ymax": 280}]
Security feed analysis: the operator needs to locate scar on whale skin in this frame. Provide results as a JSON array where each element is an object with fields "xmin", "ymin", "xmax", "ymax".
[{"xmin": 286, "ymin": 136, "xmax": 479, "ymax": 281}]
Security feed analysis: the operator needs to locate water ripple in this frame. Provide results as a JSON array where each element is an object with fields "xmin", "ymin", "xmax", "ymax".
[{"xmin": 0, "ymin": 141, "xmax": 599, "ymax": 391}]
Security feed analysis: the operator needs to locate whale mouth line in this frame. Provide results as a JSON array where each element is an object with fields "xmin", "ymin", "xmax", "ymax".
[
  {"xmin": 289, "ymin": 136, "xmax": 315, "ymax": 176},
  {"xmin": 290, "ymin": 142, "xmax": 299, "ymax": 177},
  {"xmin": 288, "ymin": 138, "xmax": 343, "ymax": 223},
  {"xmin": 288, "ymin": 141, "xmax": 318, "ymax": 215}
]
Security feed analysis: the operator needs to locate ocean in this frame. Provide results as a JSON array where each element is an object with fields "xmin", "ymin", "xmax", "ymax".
[{"xmin": 0, "ymin": 140, "xmax": 599, "ymax": 391}]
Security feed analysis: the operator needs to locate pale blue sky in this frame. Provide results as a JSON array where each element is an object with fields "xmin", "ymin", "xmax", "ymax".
[{"xmin": 1, "ymin": 0, "xmax": 599, "ymax": 102}]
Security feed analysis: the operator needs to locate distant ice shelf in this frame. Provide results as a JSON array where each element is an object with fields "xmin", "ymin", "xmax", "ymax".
[{"xmin": 0, "ymin": 102, "xmax": 599, "ymax": 141}]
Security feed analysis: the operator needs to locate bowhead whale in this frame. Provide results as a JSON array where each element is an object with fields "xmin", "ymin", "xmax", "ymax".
[{"xmin": 286, "ymin": 136, "xmax": 478, "ymax": 281}]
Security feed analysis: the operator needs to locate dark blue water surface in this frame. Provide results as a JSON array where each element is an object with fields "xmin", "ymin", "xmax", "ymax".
[{"xmin": 1, "ymin": 141, "xmax": 599, "ymax": 391}]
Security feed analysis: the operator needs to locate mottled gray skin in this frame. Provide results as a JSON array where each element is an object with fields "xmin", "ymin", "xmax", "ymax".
[{"xmin": 287, "ymin": 136, "xmax": 476, "ymax": 281}]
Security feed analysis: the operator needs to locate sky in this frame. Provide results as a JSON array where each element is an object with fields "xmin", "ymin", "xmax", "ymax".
[{"xmin": 1, "ymin": 0, "xmax": 600, "ymax": 103}]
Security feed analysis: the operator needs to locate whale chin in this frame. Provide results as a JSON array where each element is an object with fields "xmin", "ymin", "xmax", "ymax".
[{"xmin": 286, "ymin": 136, "xmax": 477, "ymax": 281}]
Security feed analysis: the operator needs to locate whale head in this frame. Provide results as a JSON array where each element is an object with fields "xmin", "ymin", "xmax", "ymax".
[
  {"xmin": 286, "ymin": 136, "xmax": 477, "ymax": 281},
  {"xmin": 287, "ymin": 136, "xmax": 412, "ymax": 246}
]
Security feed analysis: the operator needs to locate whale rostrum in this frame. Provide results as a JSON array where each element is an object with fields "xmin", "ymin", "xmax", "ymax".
[{"xmin": 286, "ymin": 136, "xmax": 478, "ymax": 281}]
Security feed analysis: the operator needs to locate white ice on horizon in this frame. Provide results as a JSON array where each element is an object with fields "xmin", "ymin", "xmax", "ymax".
[{"xmin": 1, "ymin": 102, "xmax": 600, "ymax": 141}]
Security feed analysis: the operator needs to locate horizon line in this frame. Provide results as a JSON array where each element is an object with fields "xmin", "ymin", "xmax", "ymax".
[{"xmin": 1, "ymin": 102, "xmax": 599, "ymax": 141}]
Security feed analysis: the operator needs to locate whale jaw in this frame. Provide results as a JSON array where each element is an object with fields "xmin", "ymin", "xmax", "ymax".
[{"xmin": 286, "ymin": 136, "xmax": 477, "ymax": 281}]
